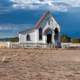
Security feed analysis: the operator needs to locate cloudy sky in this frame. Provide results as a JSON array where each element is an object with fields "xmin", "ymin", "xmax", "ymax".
[
  {"xmin": 0, "ymin": 0, "xmax": 80, "ymax": 13},
  {"xmin": 0, "ymin": 0, "xmax": 80, "ymax": 38}
]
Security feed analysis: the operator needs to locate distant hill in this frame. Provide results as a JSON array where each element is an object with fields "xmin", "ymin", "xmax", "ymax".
[{"xmin": 0, "ymin": 37, "xmax": 19, "ymax": 42}]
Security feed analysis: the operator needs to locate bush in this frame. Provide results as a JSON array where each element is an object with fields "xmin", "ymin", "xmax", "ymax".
[
  {"xmin": 0, "ymin": 37, "xmax": 19, "ymax": 42},
  {"xmin": 61, "ymin": 34, "xmax": 71, "ymax": 42},
  {"xmin": 71, "ymin": 38, "xmax": 80, "ymax": 43}
]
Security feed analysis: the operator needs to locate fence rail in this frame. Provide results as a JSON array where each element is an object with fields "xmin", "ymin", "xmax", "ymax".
[
  {"xmin": 0, "ymin": 42, "xmax": 10, "ymax": 48},
  {"xmin": 10, "ymin": 43, "xmax": 54, "ymax": 48},
  {"xmin": 0, "ymin": 42, "xmax": 80, "ymax": 48},
  {"xmin": 61, "ymin": 43, "xmax": 80, "ymax": 48}
]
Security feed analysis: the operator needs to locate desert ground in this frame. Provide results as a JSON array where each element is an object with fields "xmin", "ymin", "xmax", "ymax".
[{"xmin": 0, "ymin": 48, "xmax": 80, "ymax": 80}]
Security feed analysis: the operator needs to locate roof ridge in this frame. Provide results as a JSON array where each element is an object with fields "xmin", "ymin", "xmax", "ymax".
[{"xmin": 35, "ymin": 11, "xmax": 51, "ymax": 29}]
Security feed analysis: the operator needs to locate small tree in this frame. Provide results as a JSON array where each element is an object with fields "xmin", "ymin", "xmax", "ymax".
[
  {"xmin": 61, "ymin": 34, "xmax": 71, "ymax": 42},
  {"xmin": 71, "ymin": 38, "xmax": 80, "ymax": 43}
]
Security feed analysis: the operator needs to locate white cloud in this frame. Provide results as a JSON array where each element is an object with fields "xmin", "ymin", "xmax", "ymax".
[
  {"xmin": 0, "ymin": 24, "xmax": 33, "ymax": 31},
  {"xmin": 9, "ymin": 0, "xmax": 70, "ymax": 12},
  {"xmin": 55, "ymin": 0, "xmax": 80, "ymax": 7},
  {"xmin": 68, "ymin": 0, "xmax": 80, "ymax": 7},
  {"xmin": 0, "ymin": 24, "xmax": 18, "ymax": 30},
  {"xmin": 10, "ymin": 0, "xmax": 80, "ymax": 8},
  {"xmin": 10, "ymin": 0, "xmax": 54, "ymax": 8},
  {"xmin": 0, "ymin": 0, "xmax": 80, "ymax": 13},
  {"xmin": 1, "ymin": 0, "xmax": 80, "ymax": 13}
]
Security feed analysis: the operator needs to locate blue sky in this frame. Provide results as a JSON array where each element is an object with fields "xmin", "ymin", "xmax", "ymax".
[{"xmin": 0, "ymin": 0, "xmax": 80, "ymax": 38}]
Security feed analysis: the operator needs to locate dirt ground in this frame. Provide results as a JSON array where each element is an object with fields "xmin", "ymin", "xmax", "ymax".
[{"xmin": 0, "ymin": 48, "xmax": 80, "ymax": 80}]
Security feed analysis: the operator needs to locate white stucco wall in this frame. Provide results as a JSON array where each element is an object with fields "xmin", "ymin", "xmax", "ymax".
[
  {"xmin": 19, "ymin": 16, "xmax": 61, "ymax": 45},
  {"xmin": 50, "ymin": 17, "xmax": 60, "ymax": 32},
  {"xmin": 19, "ymin": 30, "xmax": 37, "ymax": 43},
  {"xmin": 19, "ymin": 33, "xmax": 26, "ymax": 43},
  {"xmin": 34, "ymin": 29, "xmax": 46, "ymax": 44}
]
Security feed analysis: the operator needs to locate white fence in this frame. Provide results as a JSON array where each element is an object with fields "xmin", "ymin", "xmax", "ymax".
[
  {"xmin": 0, "ymin": 42, "xmax": 54, "ymax": 48},
  {"xmin": 9, "ymin": 42, "xmax": 80, "ymax": 48},
  {"xmin": 10, "ymin": 43, "xmax": 54, "ymax": 48},
  {"xmin": 0, "ymin": 42, "xmax": 80, "ymax": 48},
  {"xmin": 0, "ymin": 42, "xmax": 10, "ymax": 48},
  {"xmin": 61, "ymin": 43, "xmax": 80, "ymax": 48}
]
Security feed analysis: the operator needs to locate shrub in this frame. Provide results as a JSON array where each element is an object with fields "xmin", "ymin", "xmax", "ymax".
[
  {"xmin": 61, "ymin": 34, "xmax": 71, "ymax": 42},
  {"xmin": 71, "ymin": 38, "xmax": 80, "ymax": 43}
]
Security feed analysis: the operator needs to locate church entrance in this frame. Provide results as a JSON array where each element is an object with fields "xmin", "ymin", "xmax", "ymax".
[
  {"xmin": 54, "ymin": 28, "xmax": 59, "ymax": 41},
  {"xmin": 44, "ymin": 28, "xmax": 52, "ymax": 44},
  {"xmin": 47, "ymin": 31, "xmax": 52, "ymax": 44}
]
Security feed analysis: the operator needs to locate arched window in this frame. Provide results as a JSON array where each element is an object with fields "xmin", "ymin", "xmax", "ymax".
[
  {"xmin": 26, "ymin": 34, "xmax": 30, "ymax": 41},
  {"xmin": 39, "ymin": 27, "xmax": 42, "ymax": 40}
]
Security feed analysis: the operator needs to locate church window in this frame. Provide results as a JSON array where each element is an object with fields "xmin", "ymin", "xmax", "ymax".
[
  {"xmin": 26, "ymin": 34, "xmax": 30, "ymax": 41},
  {"xmin": 39, "ymin": 27, "xmax": 42, "ymax": 40}
]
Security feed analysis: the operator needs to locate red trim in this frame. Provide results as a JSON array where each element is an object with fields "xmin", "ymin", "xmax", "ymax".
[{"xmin": 35, "ymin": 11, "xmax": 50, "ymax": 29}]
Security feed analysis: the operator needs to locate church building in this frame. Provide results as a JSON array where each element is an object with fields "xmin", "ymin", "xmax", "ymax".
[{"xmin": 18, "ymin": 11, "xmax": 61, "ymax": 47}]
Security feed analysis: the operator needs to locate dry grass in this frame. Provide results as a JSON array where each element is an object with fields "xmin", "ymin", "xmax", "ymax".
[{"xmin": 0, "ymin": 48, "xmax": 80, "ymax": 80}]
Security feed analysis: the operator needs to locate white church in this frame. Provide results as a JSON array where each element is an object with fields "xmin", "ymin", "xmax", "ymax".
[{"xmin": 18, "ymin": 11, "xmax": 61, "ymax": 47}]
